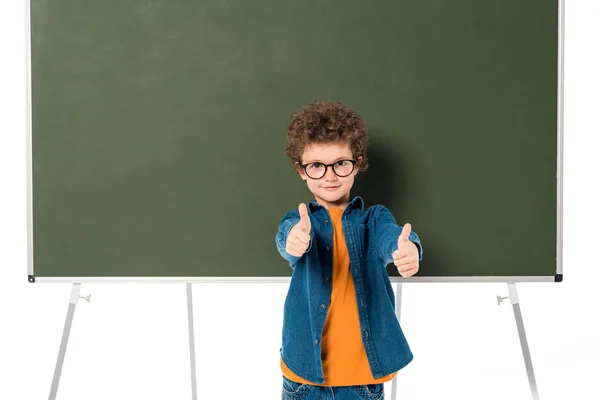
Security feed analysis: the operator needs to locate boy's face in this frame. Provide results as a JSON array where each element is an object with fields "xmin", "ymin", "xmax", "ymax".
[{"xmin": 297, "ymin": 142, "xmax": 362, "ymax": 209}]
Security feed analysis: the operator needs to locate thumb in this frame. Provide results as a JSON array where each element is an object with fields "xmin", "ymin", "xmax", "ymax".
[
  {"xmin": 298, "ymin": 203, "xmax": 311, "ymax": 232},
  {"xmin": 398, "ymin": 223, "xmax": 412, "ymax": 245}
]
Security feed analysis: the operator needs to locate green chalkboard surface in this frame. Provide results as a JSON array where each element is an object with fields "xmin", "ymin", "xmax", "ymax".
[{"xmin": 28, "ymin": 0, "xmax": 561, "ymax": 280}]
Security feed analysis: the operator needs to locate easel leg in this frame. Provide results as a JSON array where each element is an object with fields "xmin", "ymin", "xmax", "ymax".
[
  {"xmin": 186, "ymin": 283, "xmax": 198, "ymax": 400},
  {"xmin": 391, "ymin": 282, "xmax": 403, "ymax": 400},
  {"xmin": 507, "ymin": 283, "xmax": 540, "ymax": 400},
  {"xmin": 49, "ymin": 283, "xmax": 81, "ymax": 400}
]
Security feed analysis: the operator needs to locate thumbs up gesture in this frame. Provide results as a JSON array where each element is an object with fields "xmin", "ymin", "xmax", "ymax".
[
  {"xmin": 286, "ymin": 203, "xmax": 312, "ymax": 257},
  {"xmin": 393, "ymin": 223, "xmax": 419, "ymax": 277}
]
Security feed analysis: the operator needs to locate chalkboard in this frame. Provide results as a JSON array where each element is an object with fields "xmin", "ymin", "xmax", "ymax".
[{"xmin": 27, "ymin": 0, "xmax": 562, "ymax": 281}]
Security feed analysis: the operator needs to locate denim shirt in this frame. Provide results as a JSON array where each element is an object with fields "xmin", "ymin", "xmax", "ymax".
[{"xmin": 276, "ymin": 196, "xmax": 423, "ymax": 384}]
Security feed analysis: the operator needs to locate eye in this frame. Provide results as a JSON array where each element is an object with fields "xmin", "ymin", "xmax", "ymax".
[
  {"xmin": 336, "ymin": 160, "xmax": 348, "ymax": 166},
  {"xmin": 310, "ymin": 162, "xmax": 324, "ymax": 169}
]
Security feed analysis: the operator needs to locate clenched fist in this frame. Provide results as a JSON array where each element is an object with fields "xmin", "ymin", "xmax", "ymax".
[
  {"xmin": 393, "ymin": 223, "xmax": 419, "ymax": 277},
  {"xmin": 286, "ymin": 203, "xmax": 312, "ymax": 257}
]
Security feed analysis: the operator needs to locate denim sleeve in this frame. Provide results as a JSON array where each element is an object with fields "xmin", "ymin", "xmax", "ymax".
[
  {"xmin": 275, "ymin": 210, "xmax": 314, "ymax": 269},
  {"xmin": 373, "ymin": 205, "xmax": 423, "ymax": 265}
]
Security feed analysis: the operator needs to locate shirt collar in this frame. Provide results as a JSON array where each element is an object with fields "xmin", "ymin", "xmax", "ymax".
[{"xmin": 308, "ymin": 195, "xmax": 364, "ymax": 214}]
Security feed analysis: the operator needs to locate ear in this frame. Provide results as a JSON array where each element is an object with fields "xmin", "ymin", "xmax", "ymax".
[
  {"xmin": 295, "ymin": 162, "xmax": 307, "ymax": 181},
  {"xmin": 354, "ymin": 156, "xmax": 363, "ymax": 175}
]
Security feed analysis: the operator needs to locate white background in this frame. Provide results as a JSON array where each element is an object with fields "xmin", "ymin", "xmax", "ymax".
[{"xmin": 1, "ymin": 1, "xmax": 598, "ymax": 399}]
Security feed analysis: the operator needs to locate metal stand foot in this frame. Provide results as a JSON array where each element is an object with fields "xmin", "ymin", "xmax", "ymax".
[
  {"xmin": 391, "ymin": 282, "xmax": 403, "ymax": 400},
  {"xmin": 186, "ymin": 283, "xmax": 198, "ymax": 400},
  {"xmin": 49, "ymin": 283, "xmax": 82, "ymax": 400}
]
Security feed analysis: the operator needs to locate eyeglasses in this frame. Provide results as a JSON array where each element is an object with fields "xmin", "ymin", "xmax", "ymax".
[{"xmin": 299, "ymin": 159, "xmax": 357, "ymax": 180}]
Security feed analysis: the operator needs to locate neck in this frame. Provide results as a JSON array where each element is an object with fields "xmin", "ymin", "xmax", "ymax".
[{"xmin": 315, "ymin": 193, "xmax": 351, "ymax": 210}]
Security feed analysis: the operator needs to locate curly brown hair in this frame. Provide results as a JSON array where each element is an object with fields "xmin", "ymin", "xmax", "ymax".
[{"xmin": 285, "ymin": 101, "xmax": 369, "ymax": 173}]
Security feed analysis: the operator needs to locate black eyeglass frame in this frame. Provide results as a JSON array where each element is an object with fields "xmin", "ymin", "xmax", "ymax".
[{"xmin": 298, "ymin": 159, "xmax": 358, "ymax": 180}]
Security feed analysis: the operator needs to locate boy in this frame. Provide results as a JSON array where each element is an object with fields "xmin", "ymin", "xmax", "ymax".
[{"xmin": 276, "ymin": 101, "xmax": 423, "ymax": 400}]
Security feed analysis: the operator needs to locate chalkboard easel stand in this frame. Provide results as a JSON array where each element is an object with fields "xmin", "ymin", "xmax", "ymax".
[
  {"xmin": 46, "ymin": 282, "xmax": 539, "ymax": 399},
  {"xmin": 48, "ymin": 283, "xmax": 199, "ymax": 400},
  {"xmin": 500, "ymin": 282, "xmax": 541, "ymax": 400},
  {"xmin": 390, "ymin": 282, "xmax": 404, "ymax": 400},
  {"xmin": 185, "ymin": 283, "xmax": 199, "ymax": 400},
  {"xmin": 392, "ymin": 282, "xmax": 540, "ymax": 400},
  {"xmin": 48, "ymin": 284, "xmax": 82, "ymax": 400}
]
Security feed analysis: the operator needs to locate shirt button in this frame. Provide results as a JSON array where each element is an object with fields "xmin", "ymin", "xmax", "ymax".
[
  {"xmin": 325, "ymin": 276, "xmax": 329, "ymax": 281},
  {"xmin": 314, "ymin": 339, "xmax": 319, "ymax": 344},
  {"xmin": 326, "ymin": 246, "xmax": 330, "ymax": 251},
  {"xmin": 325, "ymin": 220, "xmax": 329, "ymax": 223},
  {"xmin": 364, "ymin": 331, "xmax": 369, "ymax": 337},
  {"xmin": 321, "ymin": 304, "xmax": 326, "ymax": 309}
]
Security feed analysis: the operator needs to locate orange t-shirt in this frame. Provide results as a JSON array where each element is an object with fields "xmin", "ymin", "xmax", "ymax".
[{"xmin": 280, "ymin": 206, "xmax": 397, "ymax": 386}]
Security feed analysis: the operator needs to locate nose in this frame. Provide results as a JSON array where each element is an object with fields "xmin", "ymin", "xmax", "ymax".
[{"xmin": 324, "ymin": 166, "xmax": 338, "ymax": 181}]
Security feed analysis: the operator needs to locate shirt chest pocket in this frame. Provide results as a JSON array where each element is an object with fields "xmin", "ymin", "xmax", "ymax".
[{"xmin": 356, "ymin": 224, "xmax": 370, "ymax": 261}]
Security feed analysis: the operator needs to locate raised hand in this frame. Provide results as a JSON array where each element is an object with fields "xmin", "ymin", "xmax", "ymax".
[
  {"xmin": 393, "ymin": 223, "xmax": 419, "ymax": 277},
  {"xmin": 285, "ymin": 203, "xmax": 312, "ymax": 257}
]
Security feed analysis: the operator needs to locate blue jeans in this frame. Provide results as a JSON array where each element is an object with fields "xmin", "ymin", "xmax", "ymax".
[{"xmin": 282, "ymin": 375, "xmax": 385, "ymax": 400}]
